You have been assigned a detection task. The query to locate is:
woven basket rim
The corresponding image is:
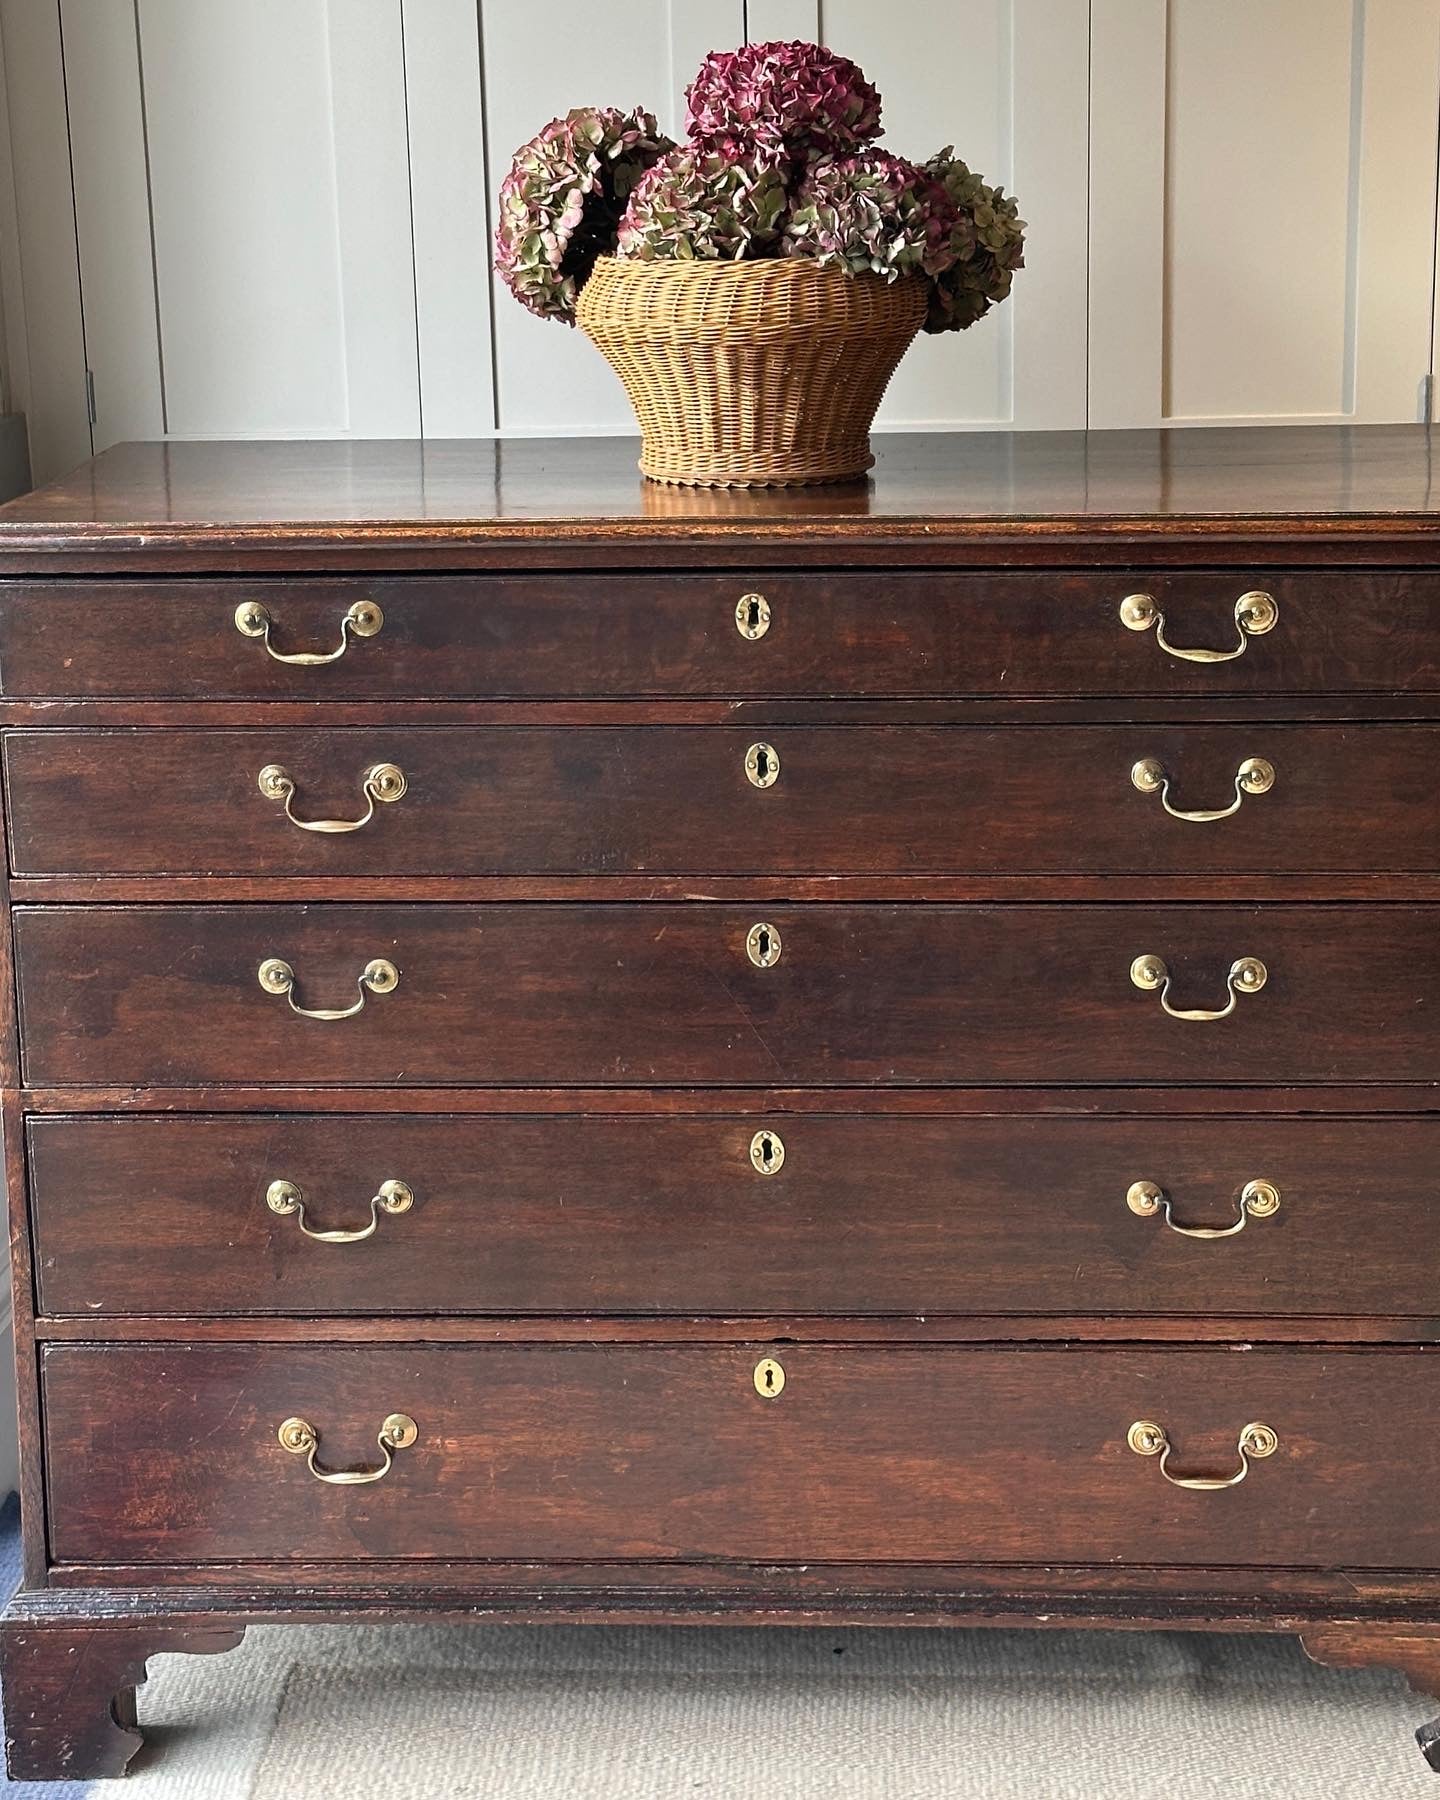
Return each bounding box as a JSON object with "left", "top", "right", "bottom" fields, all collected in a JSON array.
[{"left": 586, "top": 254, "right": 917, "bottom": 292}]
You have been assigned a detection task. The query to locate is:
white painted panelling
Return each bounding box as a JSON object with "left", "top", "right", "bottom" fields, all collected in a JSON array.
[
  {"left": 126, "top": 0, "right": 418, "bottom": 441},
  {"left": 0, "top": 0, "right": 89, "bottom": 484},
  {"left": 745, "top": 2, "right": 819, "bottom": 39},
  {"left": 1091, "top": 0, "right": 1440, "bottom": 428},
  {"left": 404, "top": 0, "right": 495, "bottom": 435},
  {"left": 59, "top": 0, "right": 163, "bottom": 453},
  {"left": 484, "top": 1, "right": 743, "bottom": 433},
  {"left": 817, "top": 0, "right": 1088, "bottom": 429}
]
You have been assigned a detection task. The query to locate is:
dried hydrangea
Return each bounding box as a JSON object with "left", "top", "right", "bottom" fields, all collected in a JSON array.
[
  {"left": 919, "top": 148, "right": 1026, "bottom": 332},
  {"left": 783, "top": 150, "right": 958, "bottom": 282},
  {"left": 686, "top": 40, "right": 882, "bottom": 160},
  {"left": 493, "top": 107, "right": 674, "bottom": 323},
  {"left": 617, "top": 148, "right": 790, "bottom": 261}
]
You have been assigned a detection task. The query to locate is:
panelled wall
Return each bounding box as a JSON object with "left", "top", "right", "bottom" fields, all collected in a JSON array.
[{"left": 2, "top": 0, "right": 1440, "bottom": 485}]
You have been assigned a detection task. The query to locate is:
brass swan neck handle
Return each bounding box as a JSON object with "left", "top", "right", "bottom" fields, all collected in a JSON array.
[
  {"left": 1131, "top": 756, "right": 1274, "bottom": 823},
  {"left": 235, "top": 598, "right": 383, "bottom": 665},
  {"left": 1130, "top": 954, "right": 1267, "bottom": 1022},
  {"left": 257, "top": 956, "right": 399, "bottom": 1020},
  {"left": 257, "top": 762, "right": 406, "bottom": 834},
  {"left": 1127, "top": 1419, "right": 1278, "bottom": 1490},
  {"left": 1119, "top": 590, "right": 1278, "bottom": 663},
  {"left": 278, "top": 1413, "right": 417, "bottom": 1485},
  {"left": 265, "top": 1178, "right": 414, "bottom": 1243}
]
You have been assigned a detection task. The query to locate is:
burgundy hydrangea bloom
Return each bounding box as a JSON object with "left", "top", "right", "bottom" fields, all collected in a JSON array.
[
  {"left": 784, "top": 150, "right": 959, "bottom": 281},
  {"left": 686, "top": 40, "right": 882, "bottom": 159},
  {"left": 493, "top": 107, "right": 673, "bottom": 323},
  {"left": 617, "top": 148, "right": 791, "bottom": 261}
]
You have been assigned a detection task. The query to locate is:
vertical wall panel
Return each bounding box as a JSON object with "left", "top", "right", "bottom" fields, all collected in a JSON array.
[
  {"left": 58, "top": 0, "right": 163, "bottom": 453},
  {"left": 128, "top": 0, "right": 418, "bottom": 439},
  {"left": 1091, "top": 0, "right": 1440, "bottom": 428},
  {"left": 484, "top": 1, "right": 742, "bottom": 433},
  {"left": 818, "top": 0, "right": 1088, "bottom": 429},
  {"left": 403, "top": 0, "right": 495, "bottom": 436},
  {"left": 0, "top": 0, "right": 89, "bottom": 484}
]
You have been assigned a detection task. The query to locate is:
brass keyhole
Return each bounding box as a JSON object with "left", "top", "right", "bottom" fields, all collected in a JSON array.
[
  {"left": 745, "top": 742, "right": 780, "bottom": 788},
  {"left": 736, "top": 592, "right": 771, "bottom": 639},
  {"left": 749, "top": 1129, "right": 785, "bottom": 1174},
  {"left": 746, "top": 922, "right": 782, "bottom": 968},
  {"left": 754, "top": 1356, "right": 786, "bottom": 1398}
]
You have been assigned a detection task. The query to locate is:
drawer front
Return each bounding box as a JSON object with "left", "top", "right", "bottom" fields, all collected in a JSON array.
[
  {"left": 42, "top": 1343, "right": 1438, "bottom": 1566},
  {"left": 0, "top": 572, "right": 1435, "bottom": 700},
  {"left": 7, "top": 724, "right": 1433, "bottom": 878},
  {"left": 27, "top": 1114, "right": 1440, "bottom": 1319},
  {"left": 14, "top": 903, "right": 1434, "bottom": 1089}
]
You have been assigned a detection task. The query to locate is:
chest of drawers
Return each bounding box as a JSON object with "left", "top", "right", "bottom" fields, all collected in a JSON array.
[{"left": 4, "top": 428, "right": 1440, "bottom": 1779}]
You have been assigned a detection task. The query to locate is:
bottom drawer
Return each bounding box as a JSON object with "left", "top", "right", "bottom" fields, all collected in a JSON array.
[{"left": 43, "top": 1343, "right": 1434, "bottom": 1568}]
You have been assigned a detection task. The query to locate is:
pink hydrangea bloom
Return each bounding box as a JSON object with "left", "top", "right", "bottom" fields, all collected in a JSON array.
[
  {"left": 618, "top": 148, "right": 790, "bottom": 261},
  {"left": 493, "top": 107, "right": 673, "bottom": 323},
  {"left": 686, "top": 40, "right": 882, "bottom": 159},
  {"left": 919, "top": 147, "right": 1026, "bottom": 332},
  {"left": 784, "top": 150, "right": 958, "bottom": 281}
]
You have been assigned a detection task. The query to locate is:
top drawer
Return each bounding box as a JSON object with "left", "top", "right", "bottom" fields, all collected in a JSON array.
[{"left": 0, "top": 571, "right": 1434, "bottom": 700}]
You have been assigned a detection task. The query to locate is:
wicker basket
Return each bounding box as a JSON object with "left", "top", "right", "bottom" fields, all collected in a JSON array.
[{"left": 576, "top": 257, "right": 926, "bottom": 487}]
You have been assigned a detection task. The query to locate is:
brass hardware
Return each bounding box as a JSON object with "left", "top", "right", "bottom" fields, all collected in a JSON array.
[
  {"left": 234, "top": 598, "right": 383, "bottom": 664},
  {"left": 278, "top": 1412, "right": 418, "bottom": 1485},
  {"left": 749, "top": 1129, "right": 786, "bottom": 1174},
  {"left": 1127, "top": 1418, "right": 1278, "bottom": 1489},
  {"left": 1130, "top": 755, "right": 1275, "bottom": 823},
  {"left": 736, "top": 592, "right": 771, "bottom": 639},
  {"left": 745, "top": 742, "right": 780, "bottom": 789},
  {"left": 754, "top": 1356, "right": 786, "bottom": 1398},
  {"left": 745, "top": 922, "right": 782, "bottom": 968},
  {"left": 1126, "top": 1177, "right": 1281, "bottom": 1239},
  {"left": 266, "top": 1177, "right": 414, "bottom": 1243},
  {"left": 1119, "top": 590, "right": 1277, "bottom": 663},
  {"left": 257, "top": 761, "right": 407, "bottom": 834},
  {"left": 1129, "top": 954, "right": 1266, "bottom": 1021},
  {"left": 257, "top": 955, "right": 399, "bottom": 1020}
]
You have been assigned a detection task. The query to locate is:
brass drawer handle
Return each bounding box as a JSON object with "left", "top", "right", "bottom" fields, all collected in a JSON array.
[
  {"left": 1126, "top": 1178, "right": 1281, "bottom": 1239},
  {"left": 266, "top": 1177, "right": 414, "bottom": 1243},
  {"left": 1130, "top": 954, "right": 1266, "bottom": 1021},
  {"left": 1127, "top": 1418, "right": 1278, "bottom": 1490},
  {"left": 257, "top": 956, "right": 399, "bottom": 1020},
  {"left": 1131, "top": 755, "right": 1274, "bottom": 822},
  {"left": 257, "top": 761, "right": 406, "bottom": 834},
  {"left": 235, "top": 598, "right": 383, "bottom": 664},
  {"left": 1120, "top": 590, "right": 1277, "bottom": 663},
  {"left": 278, "top": 1412, "right": 417, "bottom": 1484}
]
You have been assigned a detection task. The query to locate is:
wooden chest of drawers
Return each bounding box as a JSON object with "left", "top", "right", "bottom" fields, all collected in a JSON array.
[{"left": 5, "top": 428, "right": 1440, "bottom": 1778}]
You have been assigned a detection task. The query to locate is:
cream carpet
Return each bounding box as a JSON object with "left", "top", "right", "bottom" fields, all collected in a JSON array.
[{"left": 96, "top": 1621, "right": 1432, "bottom": 1798}]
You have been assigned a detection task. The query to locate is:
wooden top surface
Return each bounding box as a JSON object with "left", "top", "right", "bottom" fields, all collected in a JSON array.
[{"left": 4, "top": 426, "right": 1440, "bottom": 570}]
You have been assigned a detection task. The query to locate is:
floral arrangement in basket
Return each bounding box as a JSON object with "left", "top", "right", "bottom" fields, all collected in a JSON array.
[{"left": 494, "top": 42, "right": 1025, "bottom": 486}]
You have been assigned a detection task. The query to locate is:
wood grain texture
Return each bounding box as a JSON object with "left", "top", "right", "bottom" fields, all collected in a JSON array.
[
  {"left": 8, "top": 723, "right": 1440, "bottom": 878},
  {"left": 6, "top": 569, "right": 1440, "bottom": 699},
  {"left": 6, "top": 429, "right": 1440, "bottom": 569},
  {"left": 13, "top": 902, "right": 1440, "bottom": 1089},
  {"left": 25, "top": 1112, "right": 1440, "bottom": 1322},
  {"left": 40, "top": 1341, "right": 1440, "bottom": 1568}
]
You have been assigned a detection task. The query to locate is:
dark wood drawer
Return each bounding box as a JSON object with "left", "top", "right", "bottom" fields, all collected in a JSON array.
[
  {"left": 7, "top": 723, "right": 1435, "bottom": 877},
  {"left": 0, "top": 571, "right": 1436, "bottom": 700},
  {"left": 41, "top": 1342, "right": 1440, "bottom": 1566},
  {"left": 27, "top": 1113, "right": 1440, "bottom": 1320},
  {"left": 13, "top": 903, "right": 1437, "bottom": 1089}
]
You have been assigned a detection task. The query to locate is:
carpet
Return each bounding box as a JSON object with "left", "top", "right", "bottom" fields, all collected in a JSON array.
[{"left": 49, "top": 1616, "right": 1427, "bottom": 1798}]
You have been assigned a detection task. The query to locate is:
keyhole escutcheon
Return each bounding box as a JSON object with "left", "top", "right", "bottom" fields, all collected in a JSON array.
[
  {"left": 749, "top": 1129, "right": 786, "bottom": 1175},
  {"left": 754, "top": 1356, "right": 786, "bottom": 1398},
  {"left": 745, "top": 742, "right": 780, "bottom": 789},
  {"left": 736, "top": 592, "right": 771, "bottom": 639},
  {"left": 746, "top": 922, "right": 782, "bottom": 968}
]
